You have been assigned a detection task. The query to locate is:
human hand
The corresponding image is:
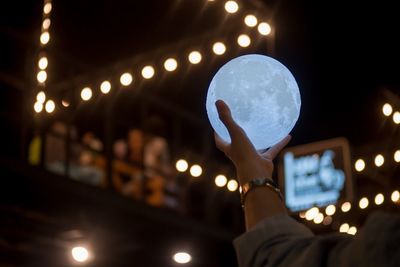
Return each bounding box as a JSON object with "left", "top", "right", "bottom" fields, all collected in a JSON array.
[{"left": 214, "top": 100, "right": 291, "bottom": 184}]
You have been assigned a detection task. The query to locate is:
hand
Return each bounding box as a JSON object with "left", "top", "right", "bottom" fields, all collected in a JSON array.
[{"left": 214, "top": 100, "right": 291, "bottom": 184}]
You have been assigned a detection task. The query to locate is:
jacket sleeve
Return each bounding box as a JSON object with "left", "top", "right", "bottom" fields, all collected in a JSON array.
[{"left": 233, "top": 212, "right": 400, "bottom": 267}]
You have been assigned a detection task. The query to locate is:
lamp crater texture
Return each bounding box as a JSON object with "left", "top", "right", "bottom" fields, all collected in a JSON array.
[{"left": 206, "top": 54, "right": 301, "bottom": 150}]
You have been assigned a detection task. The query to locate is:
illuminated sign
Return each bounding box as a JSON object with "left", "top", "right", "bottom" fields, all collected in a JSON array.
[{"left": 278, "top": 138, "right": 353, "bottom": 212}]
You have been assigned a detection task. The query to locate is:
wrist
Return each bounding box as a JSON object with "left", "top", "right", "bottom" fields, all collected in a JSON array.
[{"left": 235, "top": 161, "right": 272, "bottom": 184}]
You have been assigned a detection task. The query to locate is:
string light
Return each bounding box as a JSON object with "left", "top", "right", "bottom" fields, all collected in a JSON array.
[
  {"left": 176, "top": 159, "right": 189, "bottom": 172},
  {"left": 37, "top": 70, "right": 47, "bottom": 83},
  {"left": 305, "top": 207, "right": 319, "bottom": 221},
  {"left": 258, "top": 22, "right": 272, "bottom": 36},
  {"left": 374, "top": 154, "right": 384, "bottom": 167},
  {"left": 43, "top": 2, "right": 52, "bottom": 14},
  {"left": 212, "top": 42, "right": 226, "bottom": 55},
  {"left": 100, "top": 80, "right": 111, "bottom": 94},
  {"left": 382, "top": 103, "right": 393, "bottom": 116},
  {"left": 341, "top": 202, "right": 351, "bottom": 212},
  {"left": 237, "top": 34, "right": 251, "bottom": 47},
  {"left": 393, "top": 111, "right": 400, "bottom": 124},
  {"left": 215, "top": 174, "right": 228, "bottom": 187},
  {"left": 36, "top": 91, "right": 46, "bottom": 103},
  {"left": 374, "top": 193, "right": 384, "bottom": 205},
  {"left": 141, "top": 65, "right": 155, "bottom": 79},
  {"left": 347, "top": 226, "right": 357, "bottom": 235},
  {"left": 394, "top": 150, "right": 400, "bottom": 163},
  {"left": 45, "top": 100, "right": 55, "bottom": 113},
  {"left": 299, "top": 211, "right": 306, "bottom": 219},
  {"left": 227, "top": 179, "right": 239, "bottom": 192},
  {"left": 81, "top": 87, "right": 93, "bottom": 101},
  {"left": 244, "top": 15, "right": 258, "bottom": 27},
  {"left": 359, "top": 197, "right": 369, "bottom": 209},
  {"left": 325, "top": 204, "right": 336, "bottom": 216},
  {"left": 339, "top": 223, "right": 349, "bottom": 233},
  {"left": 62, "top": 100, "right": 70, "bottom": 107},
  {"left": 190, "top": 164, "right": 202, "bottom": 177},
  {"left": 42, "top": 18, "right": 51, "bottom": 30},
  {"left": 34, "top": 102, "right": 43, "bottom": 113},
  {"left": 173, "top": 252, "right": 191, "bottom": 264},
  {"left": 322, "top": 215, "right": 332, "bottom": 225},
  {"left": 164, "top": 58, "right": 178, "bottom": 72},
  {"left": 38, "top": 57, "right": 48, "bottom": 70},
  {"left": 120, "top": 72, "right": 133, "bottom": 86},
  {"left": 188, "top": 51, "right": 202, "bottom": 64},
  {"left": 71, "top": 246, "right": 89, "bottom": 263},
  {"left": 313, "top": 212, "right": 324, "bottom": 224},
  {"left": 391, "top": 190, "right": 400, "bottom": 202},
  {"left": 40, "top": 32, "right": 50, "bottom": 45},
  {"left": 224, "top": 1, "right": 239, "bottom": 14},
  {"left": 354, "top": 159, "right": 365, "bottom": 172}
]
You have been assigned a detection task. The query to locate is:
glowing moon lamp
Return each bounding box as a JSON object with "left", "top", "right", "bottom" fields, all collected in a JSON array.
[{"left": 206, "top": 54, "right": 301, "bottom": 150}]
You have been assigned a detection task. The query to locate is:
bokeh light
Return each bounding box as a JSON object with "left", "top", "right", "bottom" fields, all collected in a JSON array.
[
  {"left": 40, "top": 32, "right": 50, "bottom": 45},
  {"left": 359, "top": 197, "right": 369, "bottom": 209},
  {"left": 355, "top": 159, "right": 365, "bottom": 172},
  {"left": 36, "top": 91, "right": 46, "bottom": 103},
  {"left": 215, "top": 174, "right": 227, "bottom": 187},
  {"left": 374, "top": 193, "right": 384, "bottom": 205},
  {"left": 188, "top": 51, "right": 202, "bottom": 64},
  {"left": 173, "top": 252, "right": 192, "bottom": 264},
  {"left": 339, "top": 223, "right": 349, "bottom": 233},
  {"left": 244, "top": 15, "right": 258, "bottom": 27},
  {"left": 37, "top": 70, "right": 47, "bottom": 83},
  {"left": 258, "top": 22, "right": 272, "bottom": 36},
  {"left": 224, "top": 1, "right": 239, "bottom": 13},
  {"left": 38, "top": 57, "right": 48, "bottom": 70},
  {"left": 374, "top": 154, "right": 384, "bottom": 167},
  {"left": 100, "top": 80, "right": 111, "bottom": 94},
  {"left": 212, "top": 42, "right": 226, "bottom": 55},
  {"left": 341, "top": 202, "right": 351, "bottom": 213},
  {"left": 81, "top": 87, "right": 93, "bottom": 101},
  {"left": 176, "top": 159, "right": 188, "bottom": 172},
  {"left": 190, "top": 164, "right": 202, "bottom": 177},
  {"left": 164, "top": 58, "right": 178, "bottom": 72},
  {"left": 34, "top": 102, "right": 43, "bottom": 113},
  {"left": 237, "top": 34, "right": 251, "bottom": 47},
  {"left": 120, "top": 72, "right": 133, "bottom": 86},
  {"left": 325, "top": 204, "right": 336, "bottom": 216},
  {"left": 393, "top": 111, "right": 400, "bottom": 124},
  {"left": 382, "top": 103, "right": 393, "bottom": 116},
  {"left": 45, "top": 100, "right": 55, "bottom": 113},
  {"left": 141, "top": 65, "right": 155, "bottom": 79},
  {"left": 391, "top": 190, "right": 400, "bottom": 202},
  {"left": 227, "top": 179, "right": 239, "bottom": 192},
  {"left": 71, "top": 246, "right": 89, "bottom": 263}
]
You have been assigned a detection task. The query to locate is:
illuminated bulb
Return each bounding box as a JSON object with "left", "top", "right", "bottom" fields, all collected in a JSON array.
[
  {"left": 339, "top": 223, "right": 349, "bottom": 233},
  {"left": 391, "top": 190, "right": 400, "bottom": 202},
  {"left": 374, "top": 154, "right": 384, "bottom": 167},
  {"left": 43, "top": 2, "right": 52, "bottom": 14},
  {"left": 359, "top": 197, "right": 369, "bottom": 209},
  {"left": 394, "top": 150, "right": 400, "bottom": 163},
  {"left": 212, "top": 42, "right": 226, "bottom": 55},
  {"left": 188, "top": 51, "right": 202, "bottom": 64},
  {"left": 244, "top": 15, "right": 258, "bottom": 27},
  {"left": 382, "top": 103, "right": 393, "bottom": 116},
  {"left": 227, "top": 179, "right": 239, "bottom": 192},
  {"left": 354, "top": 159, "right": 365, "bottom": 172},
  {"left": 37, "top": 70, "right": 47, "bottom": 83},
  {"left": 141, "top": 65, "right": 155, "bottom": 79},
  {"left": 237, "top": 34, "right": 251, "bottom": 47},
  {"left": 36, "top": 91, "right": 46, "bottom": 103},
  {"left": 348, "top": 226, "right": 357, "bottom": 235},
  {"left": 40, "top": 32, "right": 50, "bottom": 45},
  {"left": 164, "top": 58, "right": 178, "bottom": 72},
  {"left": 393, "top": 111, "right": 400, "bottom": 124},
  {"left": 305, "top": 207, "right": 319, "bottom": 221},
  {"left": 299, "top": 211, "right": 306, "bottom": 219},
  {"left": 258, "top": 22, "right": 272, "bottom": 36},
  {"left": 81, "top": 87, "right": 92, "bottom": 101},
  {"left": 374, "top": 193, "right": 384, "bottom": 205},
  {"left": 173, "top": 252, "right": 191, "bottom": 264},
  {"left": 38, "top": 57, "right": 48, "bottom": 70},
  {"left": 190, "top": 164, "right": 202, "bottom": 177},
  {"left": 215, "top": 174, "right": 228, "bottom": 187},
  {"left": 45, "top": 100, "right": 55, "bottom": 113},
  {"left": 34, "top": 102, "right": 43, "bottom": 113},
  {"left": 313, "top": 212, "right": 324, "bottom": 224},
  {"left": 176, "top": 159, "right": 188, "bottom": 172},
  {"left": 100, "top": 80, "right": 111, "bottom": 94},
  {"left": 71, "top": 246, "right": 89, "bottom": 263},
  {"left": 341, "top": 202, "right": 351, "bottom": 213},
  {"left": 62, "top": 100, "right": 70, "bottom": 107},
  {"left": 325, "top": 204, "right": 336, "bottom": 216},
  {"left": 323, "top": 215, "right": 333, "bottom": 225},
  {"left": 120, "top": 72, "right": 133, "bottom": 86},
  {"left": 42, "top": 18, "right": 51, "bottom": 30},
  {"left": 224, "top": 1, "right": 239, "bottom": 13}
]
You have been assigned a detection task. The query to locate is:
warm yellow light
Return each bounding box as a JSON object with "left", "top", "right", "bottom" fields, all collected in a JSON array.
[
  {"left": 313, "top": 212, "right": 324, "bottom": 224},
  {"left": 341, "top": 202, "right": 351, "bottom": 213},
  {"left": 71, "top": 246, "right": 89, "bottom": 263},
  {"left": 305, "top": 207, "right": 319, "bottom": 221},
  {"left": 34, "top": 102, "right": 43, "bottom": 113},
  {"left": 391, "top": 190, "right": 400, "bottom": 202},
  {"left": 120, "top": 72, "right": 133, "bottom": 86},
  {"left": 355, "top": 159, "right": 365, "bottom": 172},
  {"left": 40, "top": 32, "right": 50, "bottom": 45},
  {"left": 237, "top": 34, "right": 251, "bottom": 47},
  {"left": 299, "top": 211, "right": 306, "bottom": 218},
  {"left": 382, "top": 103, "right": 393, "bottom": 116},
  {"left": 62, "top": 100, "right": 70, "bottom": 107},
  {"left": 173, "top": 252, "right": 192, "bottom": 264},
  {"left": 359, "top": 197, "right": 369, "bottom": 209},
  {"left": 36, "top": 91, "right": 46, "bottom": 103},
  {"left": 244, "top": 15, "right": 258, "bottom": 27},
  {"left": 81, "top": 87, "right": 92, "bottom": 101},
  {"left": 212, "top": 42, "right": 226, "bottom": 55},
  {"left": 45, "top": 100, "right": 55, "bottom": 113},
  {"left": 188, "top": 51, "right": 202, "bottom": 64},
  {"left": 164, "top": 58, "right": 178, "bottom": 72},
  {"left": 374, "top": 193, "right": 384, "bottom": 205},
  {"left": 393, "top": 111, "right": 400, "bottom": 124},
  {"left": 42, "top": 18, "right": 51, "bottom": 30},
  {"left": 141, "top": 65, "right": 155, "bottom": 79},
  {"left": 176, "top": 159, "right": 188, "bottom": 172},
  {"left": 37, "top": 70, "right": 47, "bottom": 83},
  {"left": 227, "top": 179, "right": 239, "bottom": 192},
  {"left": 190, "top": 164, "right": 202, "bottom": 177},
  {"left": 348, "top": 226, "right": 357, "bottom": 235},
  {"left": 325, "top": 204, "right": 336, "bottom": 216},
  {"left": 339, "top": 223, "right": 349, "bottom": 233},
  {"left": 43, "top": 2, "right": 52, "bottom": 14},
  {"left": 394, "top": 150, "right": 400, "bottom": 163},
  {"left": 224, "top": 1, "right": 239, "bottom": 13},
  {"left": 100, "top": 80, "right": 111, "bottom": 94},
  {"left": 38, "top": 57, "right": 48, "bottom": 70},
  {"left": 323, "top": 215, "right": 333, "bottom": 225},
  {"left": 374, "top": 154, "right": 384, "bottom": 167},
  {"left": 258, "top": 22, "right": 272, "bottom": 36},
  {"left": 215, "top": 174, "right": 228, "bottom": 187}
]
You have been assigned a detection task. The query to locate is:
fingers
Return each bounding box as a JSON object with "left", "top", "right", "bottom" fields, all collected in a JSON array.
[
  {"left": 214, "top": 132, "right": 229, "bottom": 153},
  {"left": 263, "top": 135, "right": 292, "bottom": 159},
  {"left": 215, "top": 100, "right": 244, "bottom": 140}
]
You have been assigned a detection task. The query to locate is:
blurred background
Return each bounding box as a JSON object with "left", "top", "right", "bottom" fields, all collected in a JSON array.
[{"left": 0, "top": 0, "right": 399, "bottom": 266}]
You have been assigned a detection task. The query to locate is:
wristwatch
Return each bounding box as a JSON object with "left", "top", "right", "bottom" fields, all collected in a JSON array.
[{"left": 240, "top": 177, "right": 283, "bottom": 208}]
